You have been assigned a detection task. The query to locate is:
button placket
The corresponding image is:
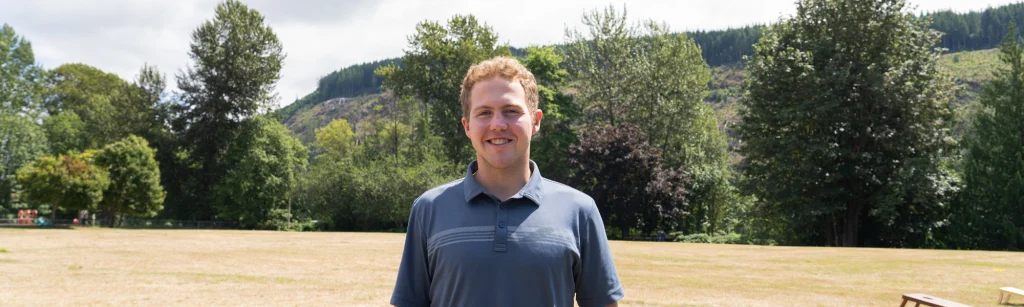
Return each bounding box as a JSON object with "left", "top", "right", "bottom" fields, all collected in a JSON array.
[{"left": 494, "top": 199, "right": 508, "bottom": 252}]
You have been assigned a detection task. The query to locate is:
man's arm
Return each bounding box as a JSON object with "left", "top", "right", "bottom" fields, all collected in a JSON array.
[
  {"left": 575, "top": 199, "right": 625, "bottom": 307},
  {"left": 389, "top": 200, "right": 431, "bottom": 307}
]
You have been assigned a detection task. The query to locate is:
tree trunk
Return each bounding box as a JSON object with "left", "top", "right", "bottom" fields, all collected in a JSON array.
[
  {"left": 50, "top": 203, "right": 56, "bottom": 222},
  {"left": 823, "top": 214, "right": 837, "bottom": 247},
  {"left": 842, "top": 199, "right": 862, "bottom": 247}
]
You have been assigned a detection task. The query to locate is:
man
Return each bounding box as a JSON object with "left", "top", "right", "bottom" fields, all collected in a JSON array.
[{"left": 390, "top": 56, "right": 624, "bottom": 307}]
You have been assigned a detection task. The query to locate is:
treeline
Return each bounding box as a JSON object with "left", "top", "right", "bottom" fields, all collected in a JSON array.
[
  {"left": 290, "top": 3, "right": 1024, "bottom": 111},
  {"left": 280, "top": 59, "right": 397, "bottom": 119},
  {"left": 282, "top": 48, "right": 527, "bottom": 119},
  {"left": 931, "top": 2, "right": 1024, "bottom": 52},
  {"left": 2, "top": 0, "right": 1023, "bottom": 251}
]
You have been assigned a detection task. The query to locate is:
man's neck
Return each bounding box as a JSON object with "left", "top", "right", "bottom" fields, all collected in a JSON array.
[{"left": 474, "top": 159, "right": 531, "bottom": 202}]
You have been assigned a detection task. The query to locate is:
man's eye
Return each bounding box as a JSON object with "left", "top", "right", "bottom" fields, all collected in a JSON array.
[
  {"left": 505, "top": 110, "right": 520, "bottom": 114},
  {"left": 478, "top": 111, "right": 491, "bottom": 116}
]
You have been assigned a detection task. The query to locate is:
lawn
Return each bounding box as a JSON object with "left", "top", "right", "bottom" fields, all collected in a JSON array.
[{"left": 0, "top": 228, "right": 1021, "bottom": 306}]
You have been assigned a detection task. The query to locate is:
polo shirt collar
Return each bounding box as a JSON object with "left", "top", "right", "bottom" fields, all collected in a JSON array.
[{"left": 463, "top": 160, "right": 544, "bottom": 205}]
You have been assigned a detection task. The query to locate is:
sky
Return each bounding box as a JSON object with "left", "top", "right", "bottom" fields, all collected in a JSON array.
[{"left": 2, "top": 0, "right": 1019, "bottom": 107}]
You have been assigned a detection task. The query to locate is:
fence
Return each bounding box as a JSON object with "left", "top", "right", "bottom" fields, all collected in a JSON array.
[{"left": 0, "top": 218, "right": 236, "bottom": 229}]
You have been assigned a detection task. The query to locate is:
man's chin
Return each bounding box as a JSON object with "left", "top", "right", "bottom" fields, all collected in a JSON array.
[{"left": 479, "top": 156, "right": 524, "bottom": 170}]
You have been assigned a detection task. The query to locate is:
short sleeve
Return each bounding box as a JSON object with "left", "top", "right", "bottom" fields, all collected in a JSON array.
[
  {"left": 390, "top": 199, "right": 431, "bottom": 307},
  {"left": 575, "top": 200, "right": 625, "bottom": 307}
]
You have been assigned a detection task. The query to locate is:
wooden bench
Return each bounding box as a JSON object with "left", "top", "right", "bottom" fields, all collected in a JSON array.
[
  {"left": 901, "top": 293, "right": 972, "bottom": 307},
  {"left": 1000, "top": 287, "right": 1024, "bottom": 305}
]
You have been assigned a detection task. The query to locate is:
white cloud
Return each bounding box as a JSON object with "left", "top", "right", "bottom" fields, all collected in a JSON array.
[{"left": 1, "top": 0, "right": 1017, "bottom": 107}]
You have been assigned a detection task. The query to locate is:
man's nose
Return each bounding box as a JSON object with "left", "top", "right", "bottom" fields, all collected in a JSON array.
[{"left": 489, "top": 115, "right": 508, "bottom": 131}]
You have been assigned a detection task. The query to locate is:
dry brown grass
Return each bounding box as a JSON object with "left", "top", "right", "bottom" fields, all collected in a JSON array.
[{"left": 0, "top": 228, "right": 1021, "bottom": 306}]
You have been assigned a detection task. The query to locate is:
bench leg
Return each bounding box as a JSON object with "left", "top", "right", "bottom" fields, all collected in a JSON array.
[
  {"left": 999, "top": 292, "right": 1004, "bottom": 304},
  {"left": 901, "top": 299, "right": 908, "bottom": 307}
]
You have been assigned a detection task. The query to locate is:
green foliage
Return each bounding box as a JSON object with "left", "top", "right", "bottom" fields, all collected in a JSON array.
[
  {"left": 569, "top": 124, "right": 689, "bottom": 236},
  {"left": 16, "top": 150, "right": 109, "bottom": 220},
  {"left": 93, "top": 135, "right": 165, "bottom": 226},
  {"left": 296, "top": 114, "right": 458, "bottom": 231},
  {"left": 313, "top": 118, "right": 356, "bottom": 157},
  {"left": 952, "top": 24, "right": 1024, "bottom": 251},
  {"left": 520, "top": 46, "right": 578, "bottom": 183},
  {"left": 562, "top": 5, "right": 735, "bottom": 235},
  {"left": 282, "top": 93, "right": 391, "bottom": 144},
  {"left": 929, "top": 3, "right": 1024, "bottom": 53},
  {"left": 0, "top": 23, "right": 45, "bottom": 117},
  {"left": 260, "top": 208, "right": 316, "bottom": 231},
  {"left": 739, "top": 0, "right": 957, "bottom": 247},
  {"left": 0, "top": 24, "right": 48, "bottom": 215},
  {"left": 44, "top": 63, "right": 135, "bottom": 148},
  {"left": 672, "top": 232, "right": 744, "bottom": 244},
  {"left": 0, "top": 114, "right": 49, "bottom": 216},
  {"left": 376, "top": 14, "right": 511, "bottom": 163},
  {"left": 280, "top": 59, "right": 398, "bottom": 119},
  {"left": 42, "top": 112, "right": 88, "bottom": 155},
  {"left": 214, "top": 116, "right": 307, "bottom": 228},
  {"left": 171, "top": 0, "right": 285, "bottom": 220},
  {"left": 689, "top": 26, "right": 763, "bottom": 67}
]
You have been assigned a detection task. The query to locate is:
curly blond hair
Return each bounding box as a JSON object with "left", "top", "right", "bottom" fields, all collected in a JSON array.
[{"left": 459, "top": 56, "right": 539, "bottom": 119}]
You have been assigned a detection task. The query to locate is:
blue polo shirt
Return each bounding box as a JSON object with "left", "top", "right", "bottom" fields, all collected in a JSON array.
[{"left": 390, "top": 160, "right": 624, "bottom": 307}]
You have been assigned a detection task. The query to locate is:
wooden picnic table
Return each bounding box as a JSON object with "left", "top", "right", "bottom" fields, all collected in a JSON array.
[
  {"left": 1000, "top": 287, "right": 1024, "bottom": 305},
  {"left": 901, "top": 293, "right": 972, "bottom": 307}
]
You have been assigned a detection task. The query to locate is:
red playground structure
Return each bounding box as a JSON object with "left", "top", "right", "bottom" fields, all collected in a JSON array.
[{"left": 16, "top": 209, "right": 38, "bottom": 225}]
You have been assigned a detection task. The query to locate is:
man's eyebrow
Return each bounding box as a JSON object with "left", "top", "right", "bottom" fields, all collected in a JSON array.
[{"left": 472, "top": 105, "right": 494, "bottom": 112}]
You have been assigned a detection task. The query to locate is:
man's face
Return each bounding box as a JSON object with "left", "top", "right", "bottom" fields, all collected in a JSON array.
[{"left": 462, "top": 76, "right": 542, "bottom": 171}]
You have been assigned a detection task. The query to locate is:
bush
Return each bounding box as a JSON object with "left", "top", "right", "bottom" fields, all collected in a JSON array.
[
  {"left": 259, "top": 208, "right": 316, "bottom": 232},
  {"left": 673, "top": 232, "right": 744, "bottom": 244}
]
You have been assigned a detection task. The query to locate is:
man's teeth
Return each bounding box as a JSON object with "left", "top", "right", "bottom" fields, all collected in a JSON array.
[{"left": 490, "top": 139, "right": 510, "bottom": 145}]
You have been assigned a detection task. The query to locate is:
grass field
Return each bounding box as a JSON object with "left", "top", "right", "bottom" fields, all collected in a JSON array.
[{"left": 0, "top": 228, "right": 1021, "bottom": 306}]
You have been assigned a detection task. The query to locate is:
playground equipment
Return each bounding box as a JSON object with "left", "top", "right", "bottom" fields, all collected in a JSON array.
[{"left": 16, "top": 210, "right": 37, "bottom": 225}]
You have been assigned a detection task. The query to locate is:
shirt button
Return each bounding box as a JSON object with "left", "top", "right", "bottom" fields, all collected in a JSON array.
[
  {"left": 498, "top": 222, "right": 505, "bottom": 228},
  {"left": 499, "top": 204, "right": 506, "bottom": 210}
]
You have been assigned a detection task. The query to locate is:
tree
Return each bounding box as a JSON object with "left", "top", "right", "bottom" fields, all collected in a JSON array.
[
  {"left": 44, "top": 63, "right": 133, "bottom": 148},
  {"left": 562, "top": 6, "right": 734, "bottom": 234},
  {"left": 214, "top": 116, "right": 307, "bottom": 228},
  {"left": 313, "top": 118, "right": 356, "bottom": 158},
  {"left": 521, "top": 46, "right": 578, "bottom": 183},
  {"left": 569, "top": 124, "right": 689, "bottom": 237},
  {"left": 42, "top": 112, "right": 88, "bottom": 155},
  {"left": 0, "top": 23, "right": 45, "bottom": 117},
  {"left": 94, "top": 135, "right": 165, "bottom": 226},
  {"left": 297, "top": 113, "right": 458, "bottom": 231},
  {"left": 172, "top": 0, "right": 285, "bottom": 220},
  {"left": 739, "top": 0, "right": 956, "bottom": 247},
  {"left": 121, "top": 64, "right": 173, "bottom": 144},
  {"left": 0, "top": 24, "right": 48, "bottom": 214},
  {"left": 16, "top": 150, "right": 109, "bottom": 221},
  {"left": 954, "top": 23, "right": 1024, "bottom": 250},
  {"left": 0, "top": 114, "right": 48, "bottom": 215},
  {"left": 376, "top": 15, "right": 510, "bottom": 163}
]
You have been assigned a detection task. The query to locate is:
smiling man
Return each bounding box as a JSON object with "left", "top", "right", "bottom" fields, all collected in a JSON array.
[{"left": 389, "top": 56, "right": 624, "bottom": 307}]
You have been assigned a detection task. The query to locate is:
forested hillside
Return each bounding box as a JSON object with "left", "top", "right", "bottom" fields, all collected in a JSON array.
[{"left": 282, "top": 3, "right": 1024, "bottom": 125}]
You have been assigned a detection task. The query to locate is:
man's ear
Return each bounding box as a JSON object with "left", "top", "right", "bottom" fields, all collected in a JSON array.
[
  {"left": 532, "top": 109, "right": 543, "bottom": 135},
  {"left": 462, "top": 117, "right": 470, "bottom": 137}
]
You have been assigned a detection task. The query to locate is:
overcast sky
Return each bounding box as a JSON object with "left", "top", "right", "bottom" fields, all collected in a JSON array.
[{"left": 2, "top": 0, "right": 1019, "bottom": 107}]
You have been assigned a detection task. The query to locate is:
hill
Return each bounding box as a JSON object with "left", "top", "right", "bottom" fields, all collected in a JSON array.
[
  {"left": 278, "top": 2, "right": 1024, "bottom": 127},
  {"left": 281, "top": 47, "right": 1003, "bottom": 167}
]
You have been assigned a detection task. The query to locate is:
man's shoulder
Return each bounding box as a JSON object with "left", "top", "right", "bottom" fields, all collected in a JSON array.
[
  {"left": 540, "top": 178, "right": 598, "bottom": 210},
  {"left": 412, "top": 178, "right": 466, "bottom": 209}
]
